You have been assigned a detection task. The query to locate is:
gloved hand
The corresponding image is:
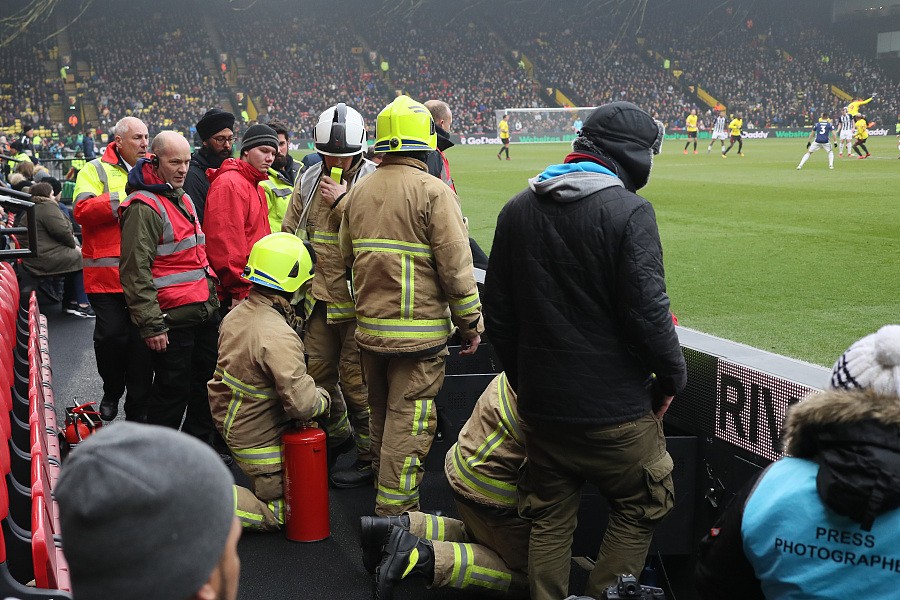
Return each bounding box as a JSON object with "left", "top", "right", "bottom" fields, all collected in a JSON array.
[
  {"left": 833, "top": 142, "right": 837, "bottom": 148},
  {"left": 806, "top": 142, "right": 811, "bottom": 148}
]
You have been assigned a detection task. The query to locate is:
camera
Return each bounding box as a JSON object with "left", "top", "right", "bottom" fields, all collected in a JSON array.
[{"left": 601, "top": 574, "right": 666, "bottom": 599}]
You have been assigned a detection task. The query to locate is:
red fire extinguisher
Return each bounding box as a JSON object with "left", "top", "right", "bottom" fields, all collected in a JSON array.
[
  {"left": 282, "top": 425, "right": 329, "bottom": 542},
  {"left": 59, "top": 401, "right": 103, "bottom": 459}
]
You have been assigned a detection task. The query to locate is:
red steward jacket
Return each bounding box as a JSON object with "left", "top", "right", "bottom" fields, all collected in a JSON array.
[
  {"left": 203, "top": 158, "right": 271, "bottom": 302},
  {"left": 72, "top": 144, "right": 129, "bottom": 293}
]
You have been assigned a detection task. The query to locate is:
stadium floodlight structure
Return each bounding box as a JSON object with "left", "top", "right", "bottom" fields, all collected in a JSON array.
[{"left": 495, "top": 107, "right": 598, "bottom": 144}]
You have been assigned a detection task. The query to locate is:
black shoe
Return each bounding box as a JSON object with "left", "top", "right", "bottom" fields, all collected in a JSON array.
[
  {"left": 332, "top": 459, "right": 374, "bottom": 489},
  {"left": 327, "top": 435, "right": 356, "bottom": 471},
  {"left": 99, "top": 397, "right": 118, "bottom": 421},
  {"left": 360, "top": 514, "right": 410, "bottom": 573},
  {"left": 375, "top": 526, "right": 434, "bottom": 600}
]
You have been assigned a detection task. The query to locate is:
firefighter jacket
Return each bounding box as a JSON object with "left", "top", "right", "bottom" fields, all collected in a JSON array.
[
  {"left": 119, "top": 159, "right": 218, "bottom": 338},
  {"left": 444, "top": 372, "right": 525, "bottom": 510},
  {"left": 203, "top": 158, "right": 272, "bottom": 302},
  {"left": 208, "top": 289, "right": 329, "bottom": 477},
  {"left": 282, "top": 157, "right": 377, "bottom": 323},
  {"left": 339, "top": 154, "right": 483, "bottom": 355},
  {"left": 260, "top": 167, "right": 294, "bottom": 233},
  {"left": 73, "top": 143, "right": 130, "bottom": 293}
]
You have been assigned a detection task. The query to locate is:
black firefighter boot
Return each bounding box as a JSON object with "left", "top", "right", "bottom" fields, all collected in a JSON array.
[
  {"left": 331, "top": 459, "right": 374, "bottom": 489},
  {"left": 374, "top": 526, "right": 434, "bottom": 600},
  {"left": 360, "top": 514, "right": 410, "bottom": 573}
]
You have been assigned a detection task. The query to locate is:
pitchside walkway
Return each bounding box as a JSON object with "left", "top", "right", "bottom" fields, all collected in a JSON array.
[{"left": 46, "top": 305, "right": 594, "bottom": 599}]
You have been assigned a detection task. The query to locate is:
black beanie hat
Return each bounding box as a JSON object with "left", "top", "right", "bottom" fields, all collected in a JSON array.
[
  {"left": 196, "top": 108, "right": 236, "bottom": 141},
  {"left": 241, "top": 124, "right": 279, "bottom": 152}
]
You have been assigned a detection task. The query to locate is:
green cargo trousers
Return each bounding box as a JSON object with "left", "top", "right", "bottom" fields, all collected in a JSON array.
[{"left": 518, "top": 412, "right": 675, "bottom": 600}]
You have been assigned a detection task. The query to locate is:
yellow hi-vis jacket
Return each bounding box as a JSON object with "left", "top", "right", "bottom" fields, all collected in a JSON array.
[
  {"left": 281, "top": 158, "right": 377, "bottom": 323},
  {"left": 208, "top": 289, "right": 329, "bottom": 477},
  {"left": 444, "top": 372, "right": 525, "bottom": 509},
  {"left": 260, "top": 167, "right": 294, "bottom": 233},
  {"left": 339, "top": 155, "right": 484, "bottom": 355}
]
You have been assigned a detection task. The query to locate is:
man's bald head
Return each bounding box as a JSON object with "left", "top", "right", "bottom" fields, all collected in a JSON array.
[
  {"left": 149, "top": 131, "right": 191, "bottom": 189},
  {"left": 425, "top": 100, "right": 452, "bottom": 132}
]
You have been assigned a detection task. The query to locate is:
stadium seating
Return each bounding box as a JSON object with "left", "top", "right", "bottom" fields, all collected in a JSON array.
[{"left": 0, "top": 260, "right": 72, "bottom": 598}]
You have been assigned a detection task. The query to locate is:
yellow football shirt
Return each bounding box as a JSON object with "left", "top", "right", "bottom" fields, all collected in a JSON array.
[
  {"left": 498, "top": 119, "right": 509, "bottom": 140},
  {"left": 728, "top": 118, "right": 743, "bottom": 137},
  {"left": 855, "top": 118, "right": 868, "bottom": 140},
  {"left": 686, "top": 114, "right": 698, "bottom": 132}
]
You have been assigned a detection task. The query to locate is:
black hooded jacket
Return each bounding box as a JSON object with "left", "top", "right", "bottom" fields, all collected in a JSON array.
[
  {"left": 484, "top": 102, "right": 685, "bottom": 425},
  {"left": 183, "top": 147, "right": 226, "bottom": 225}
]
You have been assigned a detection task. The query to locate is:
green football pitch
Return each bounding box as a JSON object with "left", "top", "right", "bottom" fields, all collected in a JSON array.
[{"left": 296, "top": 137, "right": 899, "bottom": 366}]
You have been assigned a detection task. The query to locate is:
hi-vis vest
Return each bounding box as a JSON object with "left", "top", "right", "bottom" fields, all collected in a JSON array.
[
  {"left": 118, "top": 191, "right": 211, "bottom": 310},
  {"left": 445, "top": 372, "right": 524, "bottom": 509},
  {"left": 73, "top": 153, "right": 129, "bottom": 293},
  {"left": 260, "top": 168, "right": 293, "bottom": 233}
]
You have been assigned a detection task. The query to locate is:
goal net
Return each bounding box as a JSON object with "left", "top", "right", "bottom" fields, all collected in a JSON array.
[{"left": 496, "top": 107, "right": 598, "bottom": 144}]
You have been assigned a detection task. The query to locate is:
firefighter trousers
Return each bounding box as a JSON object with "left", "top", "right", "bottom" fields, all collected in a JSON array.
[
  {"left": 360, "top": 348, "right": 447, "bottom": 516},
  {"left": 305, "top": 303, "right": 369, "bottom": 459},
  {"left": 407, "top": 498, "right": 529, "bottom": 595},
  {"left": 233, "top": 471, "right": 285, "bottom": 532}
]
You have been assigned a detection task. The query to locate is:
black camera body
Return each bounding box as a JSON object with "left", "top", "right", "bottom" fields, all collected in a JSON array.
[{"left": 601, "top": 574, "right": 666, "bottom": 600}]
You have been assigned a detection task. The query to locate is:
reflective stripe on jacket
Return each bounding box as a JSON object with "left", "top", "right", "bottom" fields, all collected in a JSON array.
[
  {"left": 339, "top": 155, "right": 483, "bottom": 354},
  {"left": 283, "top": 158, "right": 377, "bottom": 323},
  {"left": 444, "top": 372, "right": 525, "bottom": 508},
  {"left": 118, "top": 190, "right": 211, "bottom": 311},
  {"left": 73, "top": 144, "right": 129, "bottom": 293},
  {"left": 260, "top": 167, "right": 294, "bottom": 233},
  {"left": 208, "top": 290, "right": 329, "bottom": 477}
]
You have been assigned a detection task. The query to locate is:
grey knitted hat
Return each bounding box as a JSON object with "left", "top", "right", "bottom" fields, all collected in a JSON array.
[
  {"left": 830, "top": 324, "right": 900, "bottom": 397},
  {"left": 55, "top": 423, "right": 235, "bottom": 600},
  {"left": 241, "top": 124, "right": 279, "bottom": 153}
]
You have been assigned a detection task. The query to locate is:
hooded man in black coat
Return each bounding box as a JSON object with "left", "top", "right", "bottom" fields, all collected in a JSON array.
[{"left": 484, "top": 101, "right": 687, "bottom": 600}]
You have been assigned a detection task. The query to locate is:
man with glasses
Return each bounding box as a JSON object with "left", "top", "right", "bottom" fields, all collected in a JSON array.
[{"left": 185, "top": 109, "right": 236, "bottom": 224}]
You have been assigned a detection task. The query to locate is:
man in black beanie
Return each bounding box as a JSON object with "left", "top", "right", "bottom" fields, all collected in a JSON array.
[
  {"left": 184, "top": 108, "right": 236, "bottom": 224},
  {"left": 484, "top": 101, "right": 686, "bottom": 600}
]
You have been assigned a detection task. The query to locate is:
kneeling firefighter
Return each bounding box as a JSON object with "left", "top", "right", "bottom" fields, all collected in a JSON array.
[{"left": 208, "top": 233, "right": 330, "bottom": 531}]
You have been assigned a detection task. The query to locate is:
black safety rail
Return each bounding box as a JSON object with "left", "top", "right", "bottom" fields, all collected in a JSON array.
[{"left": 0, "top": 188, "right": 36, "bottom": 259}]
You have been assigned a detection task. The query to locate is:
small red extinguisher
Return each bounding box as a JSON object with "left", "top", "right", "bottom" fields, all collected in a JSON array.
[
  {"left": 60, "top": 401, "right": 103, "bottom": 458},
  {"left": 282, "top": 424, "right": 329, "bottom": 542}
]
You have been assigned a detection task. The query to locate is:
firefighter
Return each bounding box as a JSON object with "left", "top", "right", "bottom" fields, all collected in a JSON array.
[
  {"left": 208, "top": 233, "right": 330, "bottom": 531},
  {"left": 282, "top": 103, "right": 378, "bottom": 487},
  {"left": 339, "top": 95, "right": 483, "bottom": 516},
  {"left": 361, "top": 372, "right": 530, "bottom": 598}
]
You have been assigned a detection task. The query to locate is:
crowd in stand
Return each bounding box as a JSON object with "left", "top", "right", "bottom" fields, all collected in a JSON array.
[
  {"left": 1, "top": 1, "right": 898, "bottom": 143},
  {"left": 68, "top": 12, "right": 229, "bottom": 138},
  {"left": 364, "top": 11, "right": 545, "bottom": 134}
]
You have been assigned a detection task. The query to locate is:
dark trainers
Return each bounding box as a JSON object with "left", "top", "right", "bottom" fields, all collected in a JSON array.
[
  {"left": 360, "top": 513, "right": 410, "bottom": 573},
  {"left": 331, "top": 459, "right": 373, "bottom": 489},
  {"left": 66, "top": 303, "right": 96, "bottom": 318},
  {"left": 375, "top": 526, "right": 434, "bottom": 600}
]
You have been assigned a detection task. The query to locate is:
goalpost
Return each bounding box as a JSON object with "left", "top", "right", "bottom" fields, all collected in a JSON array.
[{"left": 495, "top": 107, "right": 598, "bottom": 144}]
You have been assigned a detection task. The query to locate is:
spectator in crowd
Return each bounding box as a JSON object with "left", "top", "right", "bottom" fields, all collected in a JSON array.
[
  {"left": 9, "top": 159, "right": 34, "bottom": 192},
  {"left": 18, "top": 181, "right": 93, "bottom": 317},
  {"left": 184, "top": 108, "right": 236, "bottom": 224},
  {"left": 55, "top": 422, "right": 241, "bottom": 600},
  {"left": 118, "top": 132, "right": 223, "bottom": 455},
  {"left": 73, "top": 116, "right": 153, "bottom": 423},
  {"left": 484, "top": 102, "right": 686, "bottom": 599},
  {"left": 696, "top": 325, "right": 900, "bottom": 600},
  {"left": 17, "top": 124, "right": 37, "bottom": 162},
  {"left": 82, "top": 126, "right": 97, "bottom": 160},
  {"left": 209, "top": 233, "right": 330, "bottom": 531},
  {"left": 204, "top": 124, "right": 275, "bottom": 312}
]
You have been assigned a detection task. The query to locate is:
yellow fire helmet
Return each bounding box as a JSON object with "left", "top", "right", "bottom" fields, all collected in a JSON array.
[
  {"left": 373, "top": 95, "right": 437, "bottom": 153},
  {"left": 242, "top": 232, "right": 316, "bottom": 293}
]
